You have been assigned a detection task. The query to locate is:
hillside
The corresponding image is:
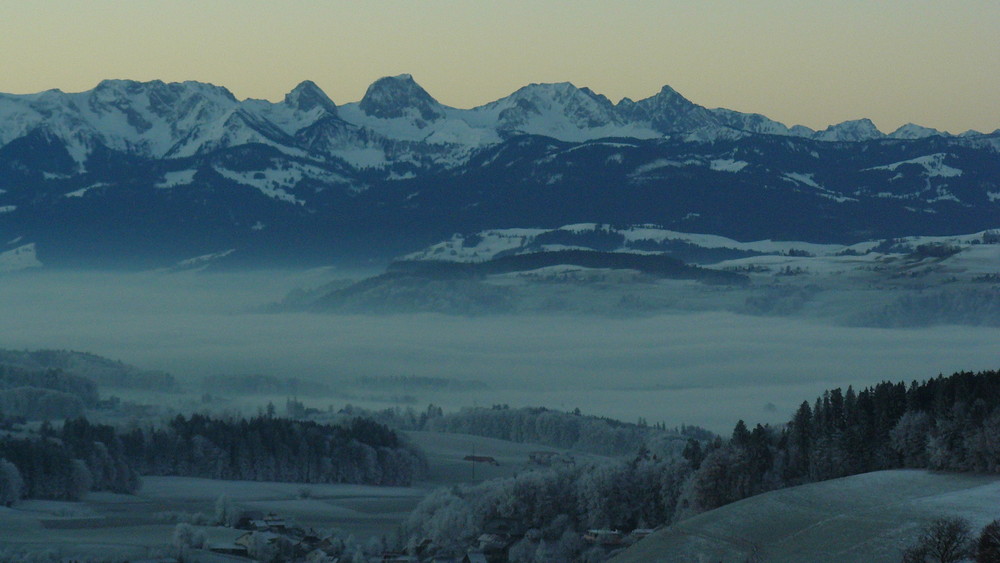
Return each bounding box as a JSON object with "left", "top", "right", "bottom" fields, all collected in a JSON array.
[{"left": 612, "top": 470, "right": 1000, "bottom": 563}]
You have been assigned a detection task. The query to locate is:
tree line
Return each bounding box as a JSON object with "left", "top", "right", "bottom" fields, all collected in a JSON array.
[
  {"left": 403, "top": 450, "right": 693, "bottom": 562},
  {"left": 0, "top": 413, "right": 427, "bottom": 504},
  {"left": 398, "top": 369, "right": 1000, "bottom": 560},
  {"left": 0, "top": 419, "right": 138, "bottom": 501},
  {"left": 682, "top": 369, "right": 1000, "bottom": 514},
  {"left": 117, "top": 414, "right": 426, "bottom": 486}
]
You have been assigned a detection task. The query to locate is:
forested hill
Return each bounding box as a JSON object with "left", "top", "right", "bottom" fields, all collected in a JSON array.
[
  {"left": 295, "top": 249, "right": 748, "bottom": 313},
  {"left": 388, "top": 249, "right": 749, "bottom": 284},
  {"left": 401, "top": 369, "right": 1000, "bottom": 561},
  {"left": 0, "top": 363, "right": 98, "bottom": 420},
  {"left": 681, "top": 369, "right": 1000, "bottom": 514},
  {"left": 0, "top": 349, "right": 176, "bottom": 392}
]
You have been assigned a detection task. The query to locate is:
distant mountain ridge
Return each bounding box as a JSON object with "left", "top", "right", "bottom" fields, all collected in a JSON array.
[
  {"left": 0, "top": 75, "right": 998, "bottom": 268},
  {"left": 1, "top": 75, "right": 986, "bottom": 168}
]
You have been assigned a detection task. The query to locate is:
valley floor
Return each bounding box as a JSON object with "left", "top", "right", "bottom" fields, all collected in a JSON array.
[{"left": 0, "top": 430, "right": 602, "bottom": 560}]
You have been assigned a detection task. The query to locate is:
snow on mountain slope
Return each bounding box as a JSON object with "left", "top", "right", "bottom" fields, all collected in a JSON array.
[
  {"left": 403, "top": 224, "right": 1000, "bottom": 272},
  {"left": 889, "top": 123, "right": 946, "bottom": 139},
  {"left": 709, "top": 158, "right": 748, "bottom": 172},
  {"left": 403, "top": 228, "right": 549, "bottom": 261},
  {"left": 1, "top": 76, "right": 978, "bottom": 176},
  {"left": 0, "top": 79, "right": 336, "bottom": 163},
  {"left": 64, "top": 182, "right": 109, "bottom": 197},
  {"left": 473, "top": 82, "right": 661, "bottom": 141},
  {"left": 239, "top": 80, "right": 337, "bottom": 137},
  {"left": 211, "top": 160, "right": 348, "bottom": 204},
  {"left": 155, "top": 170, "right": 197, "bottom": 188},
  {"left": 710, "top": 107, "right": 806, "bottom": 136},
  {"left": 812, "top": 118, "right": 886, "bottom": 142},
  {"left": 337, "top": 79, "right": 662, "bottom": 147},
  {"left": 166, "top": 108, "right": 306, "bottom": 158},
  {"left": 619, "top": 84, "right": 717, "bottom": 134},
  {"left": 782, "top": 172, "right": 857, "bottom": 202},
  {"left": 334, "top": 74, "right": 498, "bottom": 149},
  {"left": 213, "top": 166, "right": 306, "bottom": 204},
  {"left": 865, "top": 153, "right": 963, "bottom": 178},
  {"left": 616, "top": 225, "right": 853, "bottom": 256},
  {"left": 403, "top": 224, "right": 857, "bottom": 263},
  {"left": 358, "top": 74, "right": 444, "bottom": 121},
  {"left": 0, "top": 243, "right": 42, "bottom": 272}
]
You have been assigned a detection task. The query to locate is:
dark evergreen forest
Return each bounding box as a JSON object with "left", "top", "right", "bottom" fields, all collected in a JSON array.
[
  {"left": 0, "top": 414, "right": 426, "bottom": 503},
  {"left": 679, "top": 369, "right": 1000, "bottom": 512}
]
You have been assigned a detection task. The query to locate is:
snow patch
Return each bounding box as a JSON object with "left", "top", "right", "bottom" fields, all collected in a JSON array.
[
  {"left": 709, "top": 159, "right": 748, "bottom": 173},
  {"left": 64, "top": 183, "right": 109, "bottom": 197},
  {"left": 213, "top": 166, "right": 305, "bottom": 204},
  {"left": 620, "top": 226, "right": 843, "bottom": 255},
  {"left": 866, "top": 153, "right": 963, "bottom": 177},
  {"left": 783, "top": 172, "right": 821, "bottom": 189},
  {"left": 632, "top": 159, "right": 687, "bottom": 176},
  {"left": 403, "top": 228, "right": 548, "bottom": 262},
  {"left": 156, "top": 169, "right": 196, "bottom": 188},
  {"left": 0, "top": 205, "right": 15, "bottom": 214},
  {"left": 173, "top": 249, "right": 236, "bottom": 270},
  {"left": 0, "top": 243, "right": 42, "bottom": 272},
  {"left": 334, "top": 147, "right": 389, "bottom": 169}
]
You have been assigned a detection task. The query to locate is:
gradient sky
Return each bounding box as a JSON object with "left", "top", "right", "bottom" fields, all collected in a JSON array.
[{"left": 2, "top": 0, "right": 998, "bottom": 134}]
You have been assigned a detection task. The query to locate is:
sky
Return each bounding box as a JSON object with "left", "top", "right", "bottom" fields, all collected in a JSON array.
[{"left": 1, "top": 1, "right": 998, "bottom": 134}]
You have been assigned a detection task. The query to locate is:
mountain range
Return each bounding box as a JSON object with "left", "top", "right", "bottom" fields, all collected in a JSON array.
[{"left": 0, "top": 75, "right": 998, "bottom": 268}]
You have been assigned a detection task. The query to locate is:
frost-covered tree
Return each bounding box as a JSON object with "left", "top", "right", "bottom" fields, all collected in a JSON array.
[
  {"left": 214, "top": 493, "right": 239, "bottom": 526},
  {"left": 67, "top": 459, "right": 92, "bottom": 501},
  {"left": 172, "top": 522, "right": 206, "bottom": 551},
  {"left": 964, "top": 408, "right": 1000, "bottom": 473},
  {"left": 890, "top": 410, "right": 932, "bottom": 467},
  {"left": 0, "top": 458, "right": 23, "bottom": 506}
]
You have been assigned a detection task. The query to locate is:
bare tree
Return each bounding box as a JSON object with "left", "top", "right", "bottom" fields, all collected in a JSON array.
[
  {"left": 977, "top": 519, "right": 1000, "bottom": 563},
  {"left": 903, "top": 517, "right": 973, "bottom": 563}
]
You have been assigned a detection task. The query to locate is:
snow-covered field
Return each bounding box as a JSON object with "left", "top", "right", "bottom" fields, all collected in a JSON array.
[{"left": 613, "top": 470, "right": 1000, "bottom": 563}]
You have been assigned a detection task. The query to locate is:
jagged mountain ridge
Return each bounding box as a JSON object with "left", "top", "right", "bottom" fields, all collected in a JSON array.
[
  {"left": 1, "top": 75, "right": 986, "bottom": 169},
  {"left": 0, "top": 75, "right": 998, "bottom": 268}
]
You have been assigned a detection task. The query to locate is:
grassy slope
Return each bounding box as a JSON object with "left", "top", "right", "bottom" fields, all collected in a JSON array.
[{"left": 612, "top": 469, "right": 1000, "bottom": 563}]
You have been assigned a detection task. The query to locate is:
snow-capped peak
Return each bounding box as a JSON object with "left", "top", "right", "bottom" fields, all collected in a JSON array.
[
  {"left": 283, "top": 80, "right": 337, "bottom": 114},
  {"left": 488, "top": 82, "right": 619, "bottom": 130},
  {"left": 622, "top": 84, "right": 718, "bottom": 134},
  {"left": 888, "top": 123, "right": 945, "bottom": 139},
  {"left": 812, "top": 118, "right": 885, "bottom": 142},
  {"left": 358, "top": 74, "right": 444, "bottom": 121}
]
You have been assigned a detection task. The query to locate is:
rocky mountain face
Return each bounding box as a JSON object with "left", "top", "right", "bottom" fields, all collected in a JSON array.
[{"left": 0, "top": 75, "right": 997, "bottom": 269}]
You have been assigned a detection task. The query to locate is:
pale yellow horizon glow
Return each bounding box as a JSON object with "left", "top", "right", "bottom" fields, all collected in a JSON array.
[{"left": 2, "top": 0, "right": 998, "bottom": 134}]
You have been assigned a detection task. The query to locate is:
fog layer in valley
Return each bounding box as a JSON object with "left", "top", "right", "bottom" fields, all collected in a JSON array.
[{"left": 2, "top": 270, "right": 997, "bottom": 432}]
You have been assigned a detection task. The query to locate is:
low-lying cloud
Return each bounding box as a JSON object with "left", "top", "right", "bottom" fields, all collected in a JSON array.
[{"left": 2, "top": 270, "right": 997, "bottom": 432}]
